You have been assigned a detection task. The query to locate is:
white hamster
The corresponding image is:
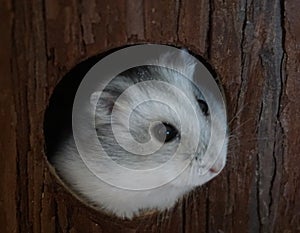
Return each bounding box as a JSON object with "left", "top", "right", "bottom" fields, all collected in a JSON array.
[{"left": 51, "top": 50, "right": 228, "bottom": 219}]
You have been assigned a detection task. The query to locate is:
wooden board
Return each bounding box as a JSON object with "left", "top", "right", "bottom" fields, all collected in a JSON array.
[{"left": 0, "top": 0, "right": 299, "bottom": 232}]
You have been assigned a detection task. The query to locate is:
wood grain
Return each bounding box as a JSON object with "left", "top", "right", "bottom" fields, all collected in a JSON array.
[{"left": 0, "top": 0, "right": 299, "bottom": 232}]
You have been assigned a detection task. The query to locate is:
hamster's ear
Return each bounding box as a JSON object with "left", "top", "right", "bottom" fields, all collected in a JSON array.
[
  {"left": 90, "top": 91, "right": 102, "bottom": 107},
  {"left": 177, "top": 49, "right": 196, "bottom": 79},
  {"left": 153, "top": 49, "right": 197, "bottom": 80},
  {"left": 90, "top": 91, "right": 116, "bottom": 116},
  {"left": 90, "top": 76, "right": 134, "bottom": 114}
]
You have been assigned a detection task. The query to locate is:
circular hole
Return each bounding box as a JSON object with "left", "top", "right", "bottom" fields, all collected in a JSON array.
[{"left": 44, "top": 44, "right": 228, "bottom": 219}]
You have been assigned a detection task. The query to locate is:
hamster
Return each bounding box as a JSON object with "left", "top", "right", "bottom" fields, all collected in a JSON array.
[{"left": 51, "top": 50, "right": 228, "bottom": 219}]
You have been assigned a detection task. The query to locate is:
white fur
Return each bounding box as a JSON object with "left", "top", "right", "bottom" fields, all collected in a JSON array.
[{"left": 51, "top": 51, "right": 228, "bottom": 219}]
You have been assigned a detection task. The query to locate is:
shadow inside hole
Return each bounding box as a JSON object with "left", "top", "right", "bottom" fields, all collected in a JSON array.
[{"left": 44, "top": 47, "right": 125, "bottom": 159}]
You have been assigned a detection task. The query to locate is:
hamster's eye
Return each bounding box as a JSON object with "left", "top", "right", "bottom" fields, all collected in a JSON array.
[
  {"left": 151, "top": 122, "right": 179, "bottom": 143},
  {"left": 197, "top": 99, "right": 209, "bottom": 116}
]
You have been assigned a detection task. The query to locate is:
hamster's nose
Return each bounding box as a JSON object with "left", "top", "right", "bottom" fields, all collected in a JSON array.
[
  {"left": 209, "top": 161, "right": 224, "bottom": 174},
  {"left": 209, "top": 166, "right": 220, "bottom": 173}
]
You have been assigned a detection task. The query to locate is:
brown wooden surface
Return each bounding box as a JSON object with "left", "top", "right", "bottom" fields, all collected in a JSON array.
[{"left": 0, "top": 0, "right": 299, "bottom": 232}]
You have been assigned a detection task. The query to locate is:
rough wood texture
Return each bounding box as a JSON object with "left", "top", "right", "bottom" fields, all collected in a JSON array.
[{"left": 0, "top": 0, "right": 299, "bottom": 232}]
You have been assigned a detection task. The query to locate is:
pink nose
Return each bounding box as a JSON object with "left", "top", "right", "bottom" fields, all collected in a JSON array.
[
  {"left": 208, "top": 159, "right": 224, "bottom": 174},
  {"left": 209, "top": 166, "right": 219, "bottom": 173}
]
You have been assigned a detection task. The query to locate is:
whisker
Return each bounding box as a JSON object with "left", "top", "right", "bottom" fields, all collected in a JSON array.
[
  {"left": 228, "top": 102, "right": 251, "bottom": 126},
  {"left": 229, "top": 137, "right": 272, "bottom": 142},
  {"left": 228, "top": 117, "right": 254, "bottom": 135},
  {"left": 226, "top": 137, "right": 274, "bottom": 152}
]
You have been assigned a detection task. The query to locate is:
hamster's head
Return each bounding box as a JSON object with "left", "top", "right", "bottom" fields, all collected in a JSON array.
[{"left": 89, "top": 54, "right": 228, "bottom": 191}]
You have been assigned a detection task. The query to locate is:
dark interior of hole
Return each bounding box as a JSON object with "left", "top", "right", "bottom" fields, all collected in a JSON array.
[
  {"left": 43, "top": 44, "right": 219, "bottom": 160},
  {"left": 44, "top": 49, "right": 118, "bottom": 158},
  {"left": 44, "top": 56, "right": 97, "bottom": 157}
]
